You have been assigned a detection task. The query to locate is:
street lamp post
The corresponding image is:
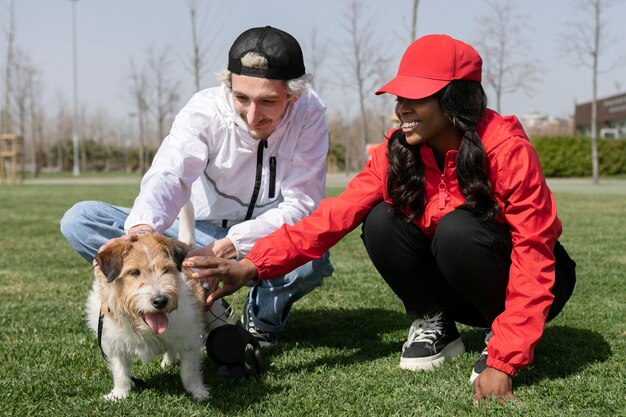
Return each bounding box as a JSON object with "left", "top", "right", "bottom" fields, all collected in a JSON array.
[{"left": 70, "top": 0, "right": 80, "bottom": 176}]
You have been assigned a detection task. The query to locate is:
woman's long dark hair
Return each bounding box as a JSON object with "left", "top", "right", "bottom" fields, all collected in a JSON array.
[{"left": 387, "top": 79, "right": 499, "bottom": 222}]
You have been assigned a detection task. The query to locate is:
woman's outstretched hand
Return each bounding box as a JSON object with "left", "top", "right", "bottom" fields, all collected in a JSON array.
[
  {"left": 183, "top": 257, "right": 259, "bottom": 305},
  {"left": 473, "top": 367, "right": 514, "bottom": 405}
]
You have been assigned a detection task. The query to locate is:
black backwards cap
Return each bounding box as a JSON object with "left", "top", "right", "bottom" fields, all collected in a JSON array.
[{"left": 228, "top": 26, "right": 305, "bottom": 80}]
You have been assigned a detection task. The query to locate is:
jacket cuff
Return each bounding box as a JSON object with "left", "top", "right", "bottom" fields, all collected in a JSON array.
[
  {"left": 486, "top": 356, "right": 517, "bottom": 377},
  {"left": 244, "top": 255, "right": 267, "bottom": 282}
]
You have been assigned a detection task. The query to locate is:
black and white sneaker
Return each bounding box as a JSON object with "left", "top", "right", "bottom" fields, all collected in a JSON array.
[
  {"left": 399, "top": 310, "right": 465, "bottom": 371},
  {"left": 241, "top": 298, "right": 276, "bottom": 349},
  {"left": 470, "top": 331, "right": 492, "bottom": 383}
]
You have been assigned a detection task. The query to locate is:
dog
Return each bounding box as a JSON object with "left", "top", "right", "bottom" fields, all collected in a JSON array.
[{"left": 85, "top": 202, "right": 234, "bottom": 401}]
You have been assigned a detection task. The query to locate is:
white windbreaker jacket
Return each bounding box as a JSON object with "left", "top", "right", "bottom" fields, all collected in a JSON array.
[{"left": 125, "top": 84, "right": 329, "bottom": 259}]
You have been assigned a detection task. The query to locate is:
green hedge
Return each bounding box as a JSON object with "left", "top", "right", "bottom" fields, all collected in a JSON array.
[{"left": 530, "top": 136, "right": 626, "bottom": 177}]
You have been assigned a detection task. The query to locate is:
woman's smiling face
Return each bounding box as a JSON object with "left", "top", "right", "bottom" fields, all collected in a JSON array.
[{"left": 394, "top": 96, "right": 457, "bottom": 147}]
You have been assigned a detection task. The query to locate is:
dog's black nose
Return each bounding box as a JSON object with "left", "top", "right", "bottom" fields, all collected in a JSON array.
[{"left": 151, "top": 295, "right": 168, "bottom": 310}]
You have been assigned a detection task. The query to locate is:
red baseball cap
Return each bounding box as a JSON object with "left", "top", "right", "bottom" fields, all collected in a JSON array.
[{"left": 376, "top": 34, "right": 482, "bottom": 99}]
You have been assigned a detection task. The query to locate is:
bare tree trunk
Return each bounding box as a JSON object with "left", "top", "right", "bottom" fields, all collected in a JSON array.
[
  {"left": 3, "top": 0, "right": 15, "bottom": 134},
  {"left": 474, "top": 1, "right": 538, "bottom": 115},
  {"left": 53, "top": 95, "right": 71, "bottom": 172},
  {"left": 28, "top": 80, "right": 38, "bottom": 178},
  {"left": 71, "top": 0, "right": 80, "bottom": 176},
  {"left": 11, "top": 49, "right": 41, "bottom": 180},
  {"left": 344, "top": 133, "right": 351, "bottom": 176},
  {"left": 128, "top": 59, "right": 149, "bottom": 174},
  {"left": 353, "top": 30, "right": 369, "bottom": 168},
  {"left": 343, "top": 0, "right": 376, "bottom": 168},
  {"left": 146, "top": 44, "right": 180, "bottom": 144},
  {"left": 57, "top": 142, "right": 63, "bottom": 170},
  {"left": 560, "top": 0, "right": 623, "bottom": 185},
  {"left": 80, "top": 106, "right": 87, "bottom": 172},
  {"left": 31, "top": 107, "right": 43, "bottom": 177},
  {"left": 590, "top": 0, "right": 600, "bottom": 184},
  {"left": 25, "top": 59, "right": 43, "bottom": 178},
  {"left": 185, "top": 0, "right": 229, "bottom": 92},
  {"left": 307, "top": 26, "right": 329, "bottom": 99},
  {"left": 339, "top": 1, "right": 390, "bottom": 173},
  {"left": 495, "top": 30, "right": 505, "bottom": 113},
  {"left": 188, "top": 0, "right": 201, "bottom": 92},
  {"left": 55, "top": 109, "right": 63, "bottom": 170},
  {"left": 410, "top": 0, "right": 420, "bottom": 43},
  {"left": 138, "top": 109, "right": 145, "bottom": 174}
]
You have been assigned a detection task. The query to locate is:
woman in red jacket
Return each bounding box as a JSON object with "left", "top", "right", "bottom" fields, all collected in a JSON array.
[{"left": 185, "top": 34, "right": 576, "bottom": 403}]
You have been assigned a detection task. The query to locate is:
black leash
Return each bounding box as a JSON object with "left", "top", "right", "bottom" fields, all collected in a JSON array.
[
  {"left": 98, "top": 310, "right": 145, "bottom": 388},
  {"left": 97, "top": 311, "right": 107, "bottom": 360}
]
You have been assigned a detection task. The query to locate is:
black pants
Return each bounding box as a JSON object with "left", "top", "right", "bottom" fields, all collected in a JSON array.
[{"left": 361, "top": 202, "right": 576, "bottom": 327}]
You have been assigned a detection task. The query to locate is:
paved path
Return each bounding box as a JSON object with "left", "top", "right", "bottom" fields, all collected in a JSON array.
[
  {"left": 21, "top": 174, "right": 626, "bottom": 195},
  {"left": 21, "top": 173, "right": 361, "bottom": 187},
  {"left": 545, "top": 178, "right": 626, "bottom": 195}
]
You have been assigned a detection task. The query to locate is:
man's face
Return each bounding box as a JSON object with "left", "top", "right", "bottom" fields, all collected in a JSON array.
[{"left": 231, "top": 74, "right": 295, "bottom": 140}]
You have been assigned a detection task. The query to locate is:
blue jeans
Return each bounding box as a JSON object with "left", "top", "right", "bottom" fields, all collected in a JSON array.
[{"left": 60, "top": 201, "right": 334, "bottom": 333}]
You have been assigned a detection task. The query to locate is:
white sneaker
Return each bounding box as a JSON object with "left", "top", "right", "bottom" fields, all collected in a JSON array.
[{"left": 399, "top": 311, "right": 465, "bottom": 371}]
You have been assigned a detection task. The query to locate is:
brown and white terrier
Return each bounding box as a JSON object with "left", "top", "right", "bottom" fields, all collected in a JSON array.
[{"left": 85, "top": 203, "right": 233, "bottom": 401}]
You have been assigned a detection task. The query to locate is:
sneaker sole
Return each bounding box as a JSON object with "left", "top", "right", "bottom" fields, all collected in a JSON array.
[
  {"left": 399, "top": 337, "right": 465, "bottom": 371},
  {"left": 469, "top": 353, "right": 488, "bottom": 384},
  {"left": 469, "top": 369, "right": 480, "bottom": 384}
]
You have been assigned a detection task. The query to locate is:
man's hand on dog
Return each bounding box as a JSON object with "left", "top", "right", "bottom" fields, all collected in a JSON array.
[
  {"left": 183, "top": 257, "right": 258, "bottom": 306},
  {"left": 92, "top": 225, "right": 155, "bottom": 268}
]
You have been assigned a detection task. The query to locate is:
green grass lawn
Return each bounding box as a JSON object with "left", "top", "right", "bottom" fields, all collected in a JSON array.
[{"left": 0, "top": 182, "right": 624, "bottom": 416}]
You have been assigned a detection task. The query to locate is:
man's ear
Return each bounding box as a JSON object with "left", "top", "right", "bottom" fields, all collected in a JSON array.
[
  {"left": 95, "top": 241, "right": 128, "bottom": 283},
  {"left": 287, "top": 93, "right": 300, "bottom": 105}
]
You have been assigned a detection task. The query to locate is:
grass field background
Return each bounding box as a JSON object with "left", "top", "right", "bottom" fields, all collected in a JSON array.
[{"left": 0, "top": 178, "right": 624, "bottom": 416}]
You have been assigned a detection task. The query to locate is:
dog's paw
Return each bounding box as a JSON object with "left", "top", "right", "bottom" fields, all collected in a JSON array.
[
  {"left": 161, "top": 352, "right": 179, "bottom": 368},
  {"left": 189, "top": 385, "right": 210, "bottom": 402},
  {"left": 103, "top": 388, "right": 130, "bottom": 401}
]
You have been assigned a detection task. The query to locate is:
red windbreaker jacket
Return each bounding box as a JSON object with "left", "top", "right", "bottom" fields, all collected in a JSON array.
[{"left": 246, "top": 109, "right": 562, "bottom": 376}]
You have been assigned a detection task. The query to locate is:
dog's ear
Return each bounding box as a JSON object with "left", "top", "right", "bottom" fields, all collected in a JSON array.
[
  {"left": 158, "top": 236, "right": 190, "bottom": 271},
  {"left": 95, "top": 241, "right": 128, "bottom": 282},
  {"left": 171, "top": 240, "right": 190, "bottom": 271}
]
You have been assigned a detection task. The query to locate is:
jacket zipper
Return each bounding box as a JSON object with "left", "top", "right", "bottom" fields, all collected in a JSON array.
[
  {"left": 245, "top": 140, "right": 267, "bottom": 220},
  {"left": 438, "top": 173, "right": 447, "bottom": 210},
  {"left": 269, "top": 156, "right": 276, "bottom": 198}
]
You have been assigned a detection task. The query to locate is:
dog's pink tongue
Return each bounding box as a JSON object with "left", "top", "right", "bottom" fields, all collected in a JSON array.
[{"left": 144, "top": 313, "right": 169, "bottom": 334}]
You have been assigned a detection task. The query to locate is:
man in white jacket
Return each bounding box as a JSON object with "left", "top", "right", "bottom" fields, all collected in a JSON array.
[{"left": 61, "top": 26, "right": 333, "bottom": 348}]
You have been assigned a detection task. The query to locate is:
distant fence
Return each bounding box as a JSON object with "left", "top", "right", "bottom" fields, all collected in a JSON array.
[{"left": 0, "top": 134, "right": 23, "bottom": 184}]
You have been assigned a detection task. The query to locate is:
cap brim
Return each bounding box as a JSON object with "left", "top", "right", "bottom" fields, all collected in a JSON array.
[{"left": 375, "top": 74, "right": 450, "bottom": 99}]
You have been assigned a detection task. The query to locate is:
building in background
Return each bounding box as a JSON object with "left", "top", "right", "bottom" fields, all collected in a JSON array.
[
  {"left": 521, "top": 111, "right": 573, "bottom": 137},
  {"left": 574, "top": 92, "right": 626, "bottom": 139}
]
